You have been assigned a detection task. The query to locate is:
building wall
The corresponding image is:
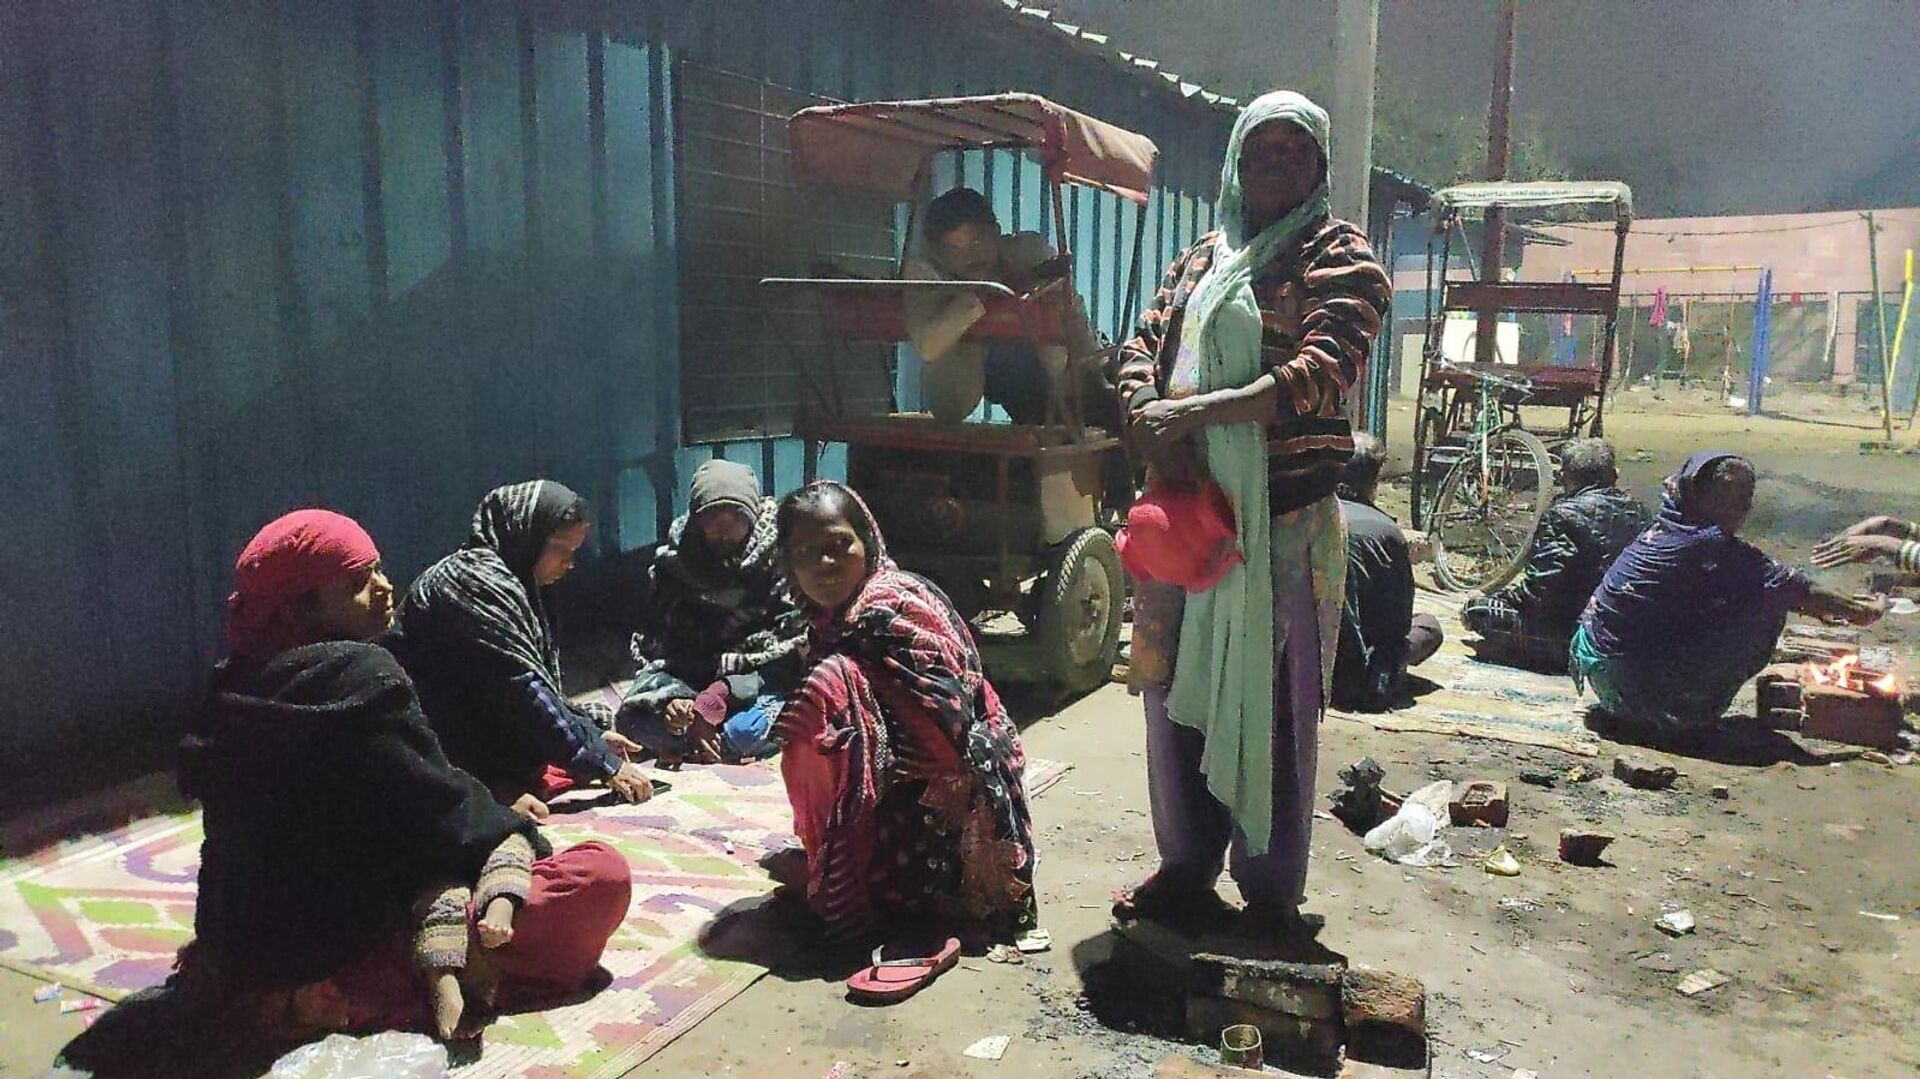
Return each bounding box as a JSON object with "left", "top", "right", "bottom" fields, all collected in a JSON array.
[{"left": 0, "top": 0, "right": 1230, "bottom": 797}]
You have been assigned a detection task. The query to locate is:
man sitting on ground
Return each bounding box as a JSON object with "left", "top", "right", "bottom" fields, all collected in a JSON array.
[
  {"left": 1462, "top": 438, "right": 1650, "bottom": 672},
  {"left": 1332, "top": 435, "right": 1444, "bottom": 711}
]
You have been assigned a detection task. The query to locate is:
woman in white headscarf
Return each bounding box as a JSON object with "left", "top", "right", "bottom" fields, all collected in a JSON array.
[{"left": 1107, "top": 91, "right": 1392, "bottom": 933}]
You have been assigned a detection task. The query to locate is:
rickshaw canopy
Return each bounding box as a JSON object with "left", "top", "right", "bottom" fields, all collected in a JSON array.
[
  {"left": 1433, "top": 180, "right": 1634, "bottom": 224},
  {"left": 786, "top": 93, "right": 1160, "bottom": 205}
]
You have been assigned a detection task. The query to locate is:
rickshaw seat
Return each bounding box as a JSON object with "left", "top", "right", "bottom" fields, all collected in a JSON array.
[
  {"left": 826, "top": 287, "right": 1072, "bottom": 346},
  {"left": 1429, "top": 362, "right": 1604, "bottom": 406}
]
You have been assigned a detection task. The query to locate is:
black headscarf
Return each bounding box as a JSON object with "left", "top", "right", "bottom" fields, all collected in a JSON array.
[{"left": 401, "top": 480, "right": 588, "bottom": 685}]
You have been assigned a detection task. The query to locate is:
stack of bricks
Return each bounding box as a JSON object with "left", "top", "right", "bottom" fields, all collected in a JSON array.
[
  {"left": 1185, "top": 954, "right": 1429, "bottom": 1076},
  {"left": 1755, "top": 662, "right": 1905, "bottom": 749},
  {"left": 1755, "top": 664, "right": 1804, "bottom": 731},
  {"left": 1186, "top": 953, "right": 1345, "bottom": 1075}
]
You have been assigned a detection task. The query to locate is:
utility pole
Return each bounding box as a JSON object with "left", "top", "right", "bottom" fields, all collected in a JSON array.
[
  {"left": 1329, "top": 0, "right": 1379, "bottom": 229},
  {"left": 1474, "top": 0, "right": 1518, "bottom": 365}
]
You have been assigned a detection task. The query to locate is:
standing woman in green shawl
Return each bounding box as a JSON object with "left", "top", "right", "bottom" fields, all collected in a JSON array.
[{"left": 1107, "top": 91, "right": 1392, "bottom": 932}]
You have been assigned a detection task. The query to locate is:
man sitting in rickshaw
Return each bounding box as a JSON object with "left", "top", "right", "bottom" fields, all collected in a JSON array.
[{"left": 904, "top": 187, "right": 1105, "bottom": 425}]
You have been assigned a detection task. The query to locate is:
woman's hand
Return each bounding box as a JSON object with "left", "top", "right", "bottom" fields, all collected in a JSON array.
[
  {"left": 607, "top": 762, "right": 654, "bottom": 804},
  {"left": 509, "top": 793, "right": 550, "bottom": 822},
  {"left": 1842, "top": 593, "right": 1888, "bottom": 626},
  {"left": 663, "top": 698, "right": 699, "bottom": 736},
  {"left": 1128, "top": 399, "right": 1200, "bottom": 458},
  {"left": 1810, "top": 533, "right": 1903, "bottom": 569},
  {"left": 601, "top": 730, "right": 641, "bottom": 761}
]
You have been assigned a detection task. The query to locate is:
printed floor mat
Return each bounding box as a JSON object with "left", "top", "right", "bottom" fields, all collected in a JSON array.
[
  {"left": 1325, "top": 587, "right": 1603, "bottom": 756},
  {"left": 0, "top": 756, "right": 1071, "bottom": 1078}
]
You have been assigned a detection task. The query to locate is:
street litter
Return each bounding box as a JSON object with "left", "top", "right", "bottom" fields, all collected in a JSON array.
[
  {"left": 34, "top": 984, "right": 61, "bottom": 1003},
  {"left": 59, "top": 998, "right": 100, "bottom": 1014},
  {"left": 1859, "top": 911, "right": 1901, "bottom": 922},
  {"left": 987, "top": 944, "right": 1024, "bottom": 964},
  {"left": 1484, "top": 845, "right": 1522, "bottom": 876},
  {"left": 1656, "top": 910, "right": 1696, "bottom": 936},
  {"left": 1467, "top": 1044, "right": 1511, "bottom": 1063},
  {"left": 1676, "top": 969, "right": 1729, "bottom": 996},
  {"left": 825, "top": 1061, "right": 855, "bottom": 1079},
  {"left": 963, "top": 1034, "right": 1011, "bottom": 1061},
  {"left": 1329, "top": 757, "right": 1391, "bottom": 831},
  {"left": 1363, "top": 781, "right": 1456, "bottom": 866},
  {"left": 1015, "top": 929, "right": 1053, "bottom": 953},
  {"left": 1499, "top": 896, "right": 1540, "bottom": 912}
]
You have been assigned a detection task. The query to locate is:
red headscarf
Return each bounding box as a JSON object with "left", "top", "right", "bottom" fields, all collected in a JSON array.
[{"left": 225, "top": 509, "right": 381, "bottom": 659}]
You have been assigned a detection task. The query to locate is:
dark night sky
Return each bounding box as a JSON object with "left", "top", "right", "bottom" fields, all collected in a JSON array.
[{"left": 1046, "top": 0, "right": 1920, "bottom": 217}]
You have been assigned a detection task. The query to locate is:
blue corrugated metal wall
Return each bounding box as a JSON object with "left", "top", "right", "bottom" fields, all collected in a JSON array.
[{"left": 0, "top": 0, "right": 1227, "bottom": 794}]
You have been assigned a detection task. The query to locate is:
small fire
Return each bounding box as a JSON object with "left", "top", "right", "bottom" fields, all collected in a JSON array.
[{"left": 1803, "top": 653, "right": 1900, "bottom": 697}]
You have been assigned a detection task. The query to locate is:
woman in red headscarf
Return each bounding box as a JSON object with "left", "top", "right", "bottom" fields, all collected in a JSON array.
[{"left": 61, "top": 510, "right": 633, "bottom": 1077}]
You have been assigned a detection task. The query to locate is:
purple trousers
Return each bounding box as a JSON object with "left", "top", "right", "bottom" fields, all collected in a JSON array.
[{"left": 1141, "top": 578, "right": 1324, "bottom": 909}]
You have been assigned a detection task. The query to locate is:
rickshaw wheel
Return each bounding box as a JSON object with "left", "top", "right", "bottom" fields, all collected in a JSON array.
[
  {"left": 1037, "top": 528, "right": 1126, "bottom": 696},
  {"left": 1429, "top": 428, "right": 1554, "bottom": 593}
]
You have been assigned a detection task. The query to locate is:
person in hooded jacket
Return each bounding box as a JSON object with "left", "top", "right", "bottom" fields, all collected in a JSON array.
[{"left": 621, "top": 460, "right": 807, "bottom": 765}]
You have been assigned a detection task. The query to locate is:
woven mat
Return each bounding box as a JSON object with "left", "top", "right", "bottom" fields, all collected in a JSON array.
[
  {"left": 0, "top": 756, "right": 1071, "bottom": 1078},
  {"left": 1325, "top": 588, "right": 1603, "bottom": 757}
]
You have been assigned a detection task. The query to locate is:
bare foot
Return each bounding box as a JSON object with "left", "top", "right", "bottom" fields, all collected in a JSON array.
[
  {"left": 477, "top": 896, "right": 517, "bottom": 949},
  {"left": 429, "top": 971, "right": 464, "bottom": 1040}
]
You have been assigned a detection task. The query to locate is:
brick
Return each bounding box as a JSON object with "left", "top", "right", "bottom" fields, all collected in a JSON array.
[
  {"left": 1189, "top": 953, "right": 1343, "bottom": 1020},
  {"left": 1185, "top": 995, "right": 1343, "bottom": 1077},
  {"left": 1761, "top": 705, "right": 1803, "bottom": 732},
  {"left": 1755, "top": 665, "right": 1803, "bottom": 714},
  {"left": 1340, "top": 967, "right": 1427, "bottom": 1068},
  {"left": 1558, "top": 828, "right": 1615, "bottom": 866},
  {"left": 1801, "top": 684, "right": 1904, "bottom": 749},
  {"left": 1448, "top": 780, "right": 1509, "bottom": 827},
  {"left": 1612, "top": 754, "right": 1677, "bottom": 790}
]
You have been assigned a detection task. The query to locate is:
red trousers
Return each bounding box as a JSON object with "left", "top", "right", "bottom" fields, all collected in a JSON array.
[{"left": 322, "top": 840, "right": 632, "bottom": 1029}]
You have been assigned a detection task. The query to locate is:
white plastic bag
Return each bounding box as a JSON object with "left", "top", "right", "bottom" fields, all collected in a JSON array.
[
  {"left": 267, "top": 1032, "right": 448, "bottom": 1079},
  {"left": 1362, "top": 780, "right": 1455, "bottom": 866}
]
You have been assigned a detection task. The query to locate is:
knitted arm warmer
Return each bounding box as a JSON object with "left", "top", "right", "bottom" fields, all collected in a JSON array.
[
  {"left": 475, "top": 833, "right": 537, "bottom": 913},
  {"left": 412, "top": 882, "right": 471, "bottom": 972}
]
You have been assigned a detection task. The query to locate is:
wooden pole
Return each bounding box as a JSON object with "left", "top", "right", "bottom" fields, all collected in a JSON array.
[
  {"left": 1474, "top": 0, "right": 1517, "bottom": 365},
  {"left": 1865, "top": 211, "right": 1894, "bottom": 440}
]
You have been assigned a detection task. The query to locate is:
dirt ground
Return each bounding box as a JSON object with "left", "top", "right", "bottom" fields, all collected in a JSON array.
[
  {"left": 5, "top": 388, "right": 1919, "bottom": 1078},
  {"left": 641, "top": 389, "right": 1920, "bottom": 1079}
]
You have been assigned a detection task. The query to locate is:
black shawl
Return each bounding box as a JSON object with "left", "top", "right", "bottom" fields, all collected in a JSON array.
[
  {"left": 402, "top": 481, "right": 586, "bottom": 686},
  {"left": 179, "top": 641, "right": 546, "bottom": 990}
]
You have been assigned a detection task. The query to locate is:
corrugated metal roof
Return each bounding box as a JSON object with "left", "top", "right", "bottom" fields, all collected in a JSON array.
[{"left": 991, "top": 0, "right": 1241, "bottom": 113}]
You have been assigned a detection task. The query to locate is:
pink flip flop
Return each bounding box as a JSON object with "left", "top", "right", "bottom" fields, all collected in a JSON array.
[{"left": 845, "top": 937, "right": 962, "bottom": 1005}]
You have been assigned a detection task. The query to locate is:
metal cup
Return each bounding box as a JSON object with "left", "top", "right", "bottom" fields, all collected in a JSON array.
[{"left": 1220, "top": 1023, "right": 1263, "bottom": 1070}]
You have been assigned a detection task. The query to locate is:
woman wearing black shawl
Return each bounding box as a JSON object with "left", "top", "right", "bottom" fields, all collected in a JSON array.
[
  {"left": 391, "top": 481, "right": 653, "bottom": 807},
  {"left": 59, "top": 510, "right": 632, "bottom": 1077}
]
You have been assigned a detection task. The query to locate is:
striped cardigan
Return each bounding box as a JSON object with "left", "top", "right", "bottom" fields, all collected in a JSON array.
[{"left": 1108, "top": 218, "right": 1392, "bottom": 515}]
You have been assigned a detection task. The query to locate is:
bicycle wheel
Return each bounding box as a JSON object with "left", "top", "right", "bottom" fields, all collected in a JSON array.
[{"left": 1429, "top": 428, "right": 1554, "bottom": 593}]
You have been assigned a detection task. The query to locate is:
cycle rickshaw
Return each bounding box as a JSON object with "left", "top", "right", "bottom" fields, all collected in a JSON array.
[
  {"left": 1410, "top": 180, "right": 1634, "bottom": 592},
  {"left": 762, "top": 94, "right": 1159, "bottom": 693}
]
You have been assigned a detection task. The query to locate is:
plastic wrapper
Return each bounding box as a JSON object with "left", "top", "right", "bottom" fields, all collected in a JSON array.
[
  {"left": 1362, "top": 780, "right": 1456, "bottom": 866},
  {"left": 267, "top": 1032, "right": 449, "bottom": 1079}
]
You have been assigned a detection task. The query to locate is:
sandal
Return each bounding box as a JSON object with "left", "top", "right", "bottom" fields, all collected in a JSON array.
[{"left": 845, "top": 937, "right": 961, "bottom": 1005}]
